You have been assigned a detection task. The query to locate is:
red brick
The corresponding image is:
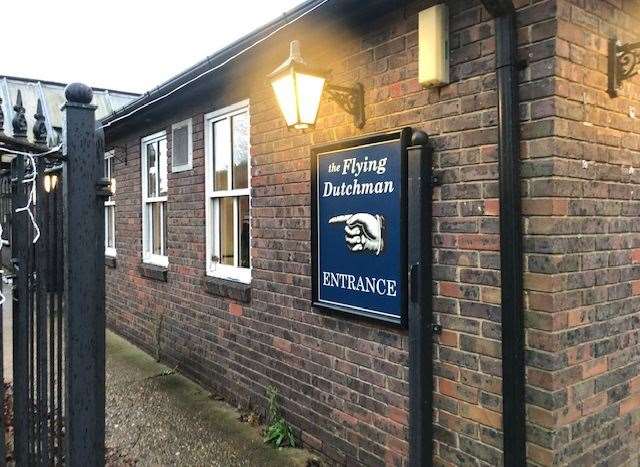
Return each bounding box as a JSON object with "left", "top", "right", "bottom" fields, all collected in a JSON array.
[
  {"left": 229, "top": 303, "right": 243, "bottom": 317},
  {"left": 620, "top": 394, "right": 640, "bottom": 415}
]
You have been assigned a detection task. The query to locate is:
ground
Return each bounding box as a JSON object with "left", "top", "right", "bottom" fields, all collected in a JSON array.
[{"left": 105, "top": 331, "right": 314, "bottom": 466}]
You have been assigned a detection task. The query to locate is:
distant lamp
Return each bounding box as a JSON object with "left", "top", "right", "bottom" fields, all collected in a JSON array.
[
  {"left": 44, "top": 174, "right": 58, "bottom": 193},
  {"left": 269, "top": 40, "right": 365, "bottom": 130},
  {"left": 110, "top": 178, "right": 116, "bottom": 195}
]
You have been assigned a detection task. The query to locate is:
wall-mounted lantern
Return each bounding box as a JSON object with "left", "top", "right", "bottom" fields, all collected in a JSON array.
[
  {"left": 608, "top": 38, "right": 640, "bottom": 97},
  {"left": 268, "top": 40, "right": 365, "bottom": 130},
  {"left": 43, "top": 173, "right": 58, "bottom": 193}
]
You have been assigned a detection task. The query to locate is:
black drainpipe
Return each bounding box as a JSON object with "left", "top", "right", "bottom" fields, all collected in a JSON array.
[{"left": 480, "top": 1, "right": 526, "bottom": 466}]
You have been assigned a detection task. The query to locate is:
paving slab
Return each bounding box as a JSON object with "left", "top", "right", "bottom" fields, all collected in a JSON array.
[{"left": 106, "top": 331, "right": 314, "bottom": 466}]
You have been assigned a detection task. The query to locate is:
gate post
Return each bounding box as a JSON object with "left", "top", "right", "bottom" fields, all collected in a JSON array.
[
  {"left": 407, "top": 130, "right": 434, "bottom": 467},
  {"left": 61, "top": 83, "right": 105, "bottom": 466}
]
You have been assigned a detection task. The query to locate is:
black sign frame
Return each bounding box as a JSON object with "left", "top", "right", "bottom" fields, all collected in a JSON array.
[{"left": 310, "top": 128, "right": 412, "bottom": 327}]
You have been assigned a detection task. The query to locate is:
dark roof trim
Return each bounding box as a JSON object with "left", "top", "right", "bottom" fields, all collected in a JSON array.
[
  {"left": 480, "top": 0, "right": 514, "bottom": 16},
  {"left": 0, "top": 74, "right": 139, "bottom": 97},
  {"left": 101, "top": 0, "right": 331, "bottom": 129}
]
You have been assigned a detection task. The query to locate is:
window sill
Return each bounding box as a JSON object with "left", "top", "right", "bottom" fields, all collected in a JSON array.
[
  {"left": 204, "top": 276, "right": 251, "bottom": 303},
  {"left": 172, "top": 164, "right": 192, "bottom": 173},
  {"left": 140, "top": 262, "right": 168, "bottom": 282},
  {"left": 105, "top": 256, "right": 117, "bottom": 269}
]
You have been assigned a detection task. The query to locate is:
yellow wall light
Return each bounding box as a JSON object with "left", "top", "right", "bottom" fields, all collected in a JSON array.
[
  {"left": 269, "top": 41, "right": 365, "bottom": 130},
  {"left": 43, "top": 173, "right": 58, "bottom": 193}
]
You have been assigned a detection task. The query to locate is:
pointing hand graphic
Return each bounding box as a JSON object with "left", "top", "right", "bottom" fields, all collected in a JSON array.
[{"left": 329, "top": 213, "right": 385, "bottom": 255}]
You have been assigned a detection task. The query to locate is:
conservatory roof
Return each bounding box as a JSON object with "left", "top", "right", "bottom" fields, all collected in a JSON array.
[{"left": 0, "top": 75, "right": 138, "bottom": 143}]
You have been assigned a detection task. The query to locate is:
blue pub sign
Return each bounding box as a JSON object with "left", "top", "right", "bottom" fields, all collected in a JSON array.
[{"left": 311, "top": 129, "right": 410, "bottom": 325}]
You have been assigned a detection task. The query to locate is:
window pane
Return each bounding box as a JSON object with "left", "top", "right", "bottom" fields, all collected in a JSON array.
[
  {"left": 105, "top": 205, "right": 115, "bottom": 249},
  {"left": 110, "top": 206, "right": 116, "bottom": 248},
  {"left": 104, "top": 156, "right": 111, "bottom": 179},
  {"left": 232, "top": 112, "right": 249, "bottom": 189},
  {"left": 159, "top": 138, "right": 168, "bottom": 195},
  {"left": 219, "top": 197, "right": 234, "bottom": 265},
  {"left": 152, "top": 202, "right": 162, "bottom": 255},
  {"left": 172, "top": 125, "right": 189, "bottom": 167},
  {"left": 211, "top": 199, "right": 218, "bottom": 263},
  {"left": 162, "top": 201, "right": 168, "bottom": 256},
  {"left": 145, "top": 204, "right": 153, "bottom": 253},
  {"left": 147, "top": 142, "right": 157, "bottom": 197},
  {"left": 213, "top": 119, "right": 230, "bottom": 191},
  {"left": 104, "top": 156, "right": 113, "bottom": 202},
  {"left": 238, "top": 196, "right": 250, "bottom": 269},
  {"left": 105, "top": 206, "right": 112, "bottom": 248}
]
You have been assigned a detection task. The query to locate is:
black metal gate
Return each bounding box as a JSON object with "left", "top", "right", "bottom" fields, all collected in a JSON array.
[
  {"left": 0, "top": 172, "right": 11, "bottom": 268},
  {"left": 0, "top": 84, "right": 106, "bottom": 466}
]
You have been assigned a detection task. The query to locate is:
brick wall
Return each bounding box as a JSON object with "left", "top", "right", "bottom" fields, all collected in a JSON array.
[
  {"left": 522, "top": 0, "right": 640, "bottom": 465},
  {"left": 104, "top": 0, "right": 639, "bottom": 465}
]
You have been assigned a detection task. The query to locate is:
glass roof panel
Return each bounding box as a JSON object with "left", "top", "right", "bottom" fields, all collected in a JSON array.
[
  {"left": 92, "top": 92, "right": 113, "bottom": 120},
  {"left": 108, "top": 93, "right": 136, "bottom": 112},
  {"left": 0, "top": 77, "right": 138, "bottom": 142},
  {"left": 41, "top": 84, "right": 66, "bottom": 128}
]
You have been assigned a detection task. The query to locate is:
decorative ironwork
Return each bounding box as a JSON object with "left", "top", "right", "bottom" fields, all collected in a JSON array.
[
  {"left": 33, "top": 98, "right": 48, "bottom": 145},
  {"left": 326, "top": 83, "right": 365, "bottom": 128},
  {"left": 12, "top": 90, "right": 28, "bottom": 139},
  {"left": 112, "top": 146, "right": 127, "bottom": 165},
  {"left": 608, "top": 38, "right": 640, "bottom": 97}
]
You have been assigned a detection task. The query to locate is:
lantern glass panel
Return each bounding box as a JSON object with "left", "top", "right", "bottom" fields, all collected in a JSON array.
[
  {"left": 295, "top": 71, "right": 325, "bottom": 127},
  {"left": 271, "top": 71, "right": 298, "bottom": 127}
]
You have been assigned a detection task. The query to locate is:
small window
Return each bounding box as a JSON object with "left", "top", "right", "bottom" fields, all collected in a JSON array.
[
  {"left": 141, "top": 131, "right": 168, "bottom": 267},
  {"left": 204, "top": 101, "right": 251, "bottom": 283},
  {"left": 171, "top": 118, "right": 193, "bottom": 172},
  {"left": 104, "top": 150, "right": 116, "bottom": 257}
]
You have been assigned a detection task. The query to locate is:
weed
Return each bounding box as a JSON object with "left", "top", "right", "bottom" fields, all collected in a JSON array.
[{"left": 263, "top": 385, "right": 296, "bottom": 448}]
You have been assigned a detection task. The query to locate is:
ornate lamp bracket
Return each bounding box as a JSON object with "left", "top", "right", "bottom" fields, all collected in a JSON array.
[
  {"left": 325, "top": 83, "right": 365, "bottom": 129},
  {"left": 608, "top": 38, "right": 640, "bottom": 97}
]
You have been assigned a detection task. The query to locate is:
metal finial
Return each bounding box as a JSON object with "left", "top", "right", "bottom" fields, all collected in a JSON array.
[
  {"left": 290, "top": 40, "right": 302, "bottom": 60},
  {"left": 411, "top": 130, "right": 429, "bottom": 146},
  {"left": 0, "top": 95, "right": 4, "bottom": 134},
  {"left": 33, "top": 98, "right": 48, "bottom": 145},
  {"left": 12, "top": 90, "right": 27, "bottom": 139},
  {"left": 65, "top": 83, "right": 93, "bottom": 104}
]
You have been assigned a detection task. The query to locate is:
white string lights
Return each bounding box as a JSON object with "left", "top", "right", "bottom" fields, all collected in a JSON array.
[
  {"left": 15, "top": 153, "right": 41, "bottom": 245},
  {"left": 0, "top": 144, "right": 61, "bottom": 159},
  {"left": 0, "top": 144, "right": 62, "bottom": 306},
  {"left": 1, "top": 145, "right": 60, "bottom": 248}
]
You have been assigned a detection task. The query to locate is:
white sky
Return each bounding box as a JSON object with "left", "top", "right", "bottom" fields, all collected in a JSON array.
[{"left": 2, "top": 0, "right": 305, "bottom": 94}]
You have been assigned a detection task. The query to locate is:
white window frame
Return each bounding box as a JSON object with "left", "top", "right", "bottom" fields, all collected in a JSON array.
[
  {"left": 104, "top": 150, "right": 116, "bottom": 257},
  {"left": 204, "top": 100, "right": 251, "bottom": 283},
  {"left": 171, "top": 118, "right": 193, "bottom": 172},
  {"left": 141, "top": 130, "right": 169, "bottom": 267}
]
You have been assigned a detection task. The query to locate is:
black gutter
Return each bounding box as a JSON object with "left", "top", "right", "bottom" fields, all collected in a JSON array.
[
  {"left": 100, "top": 0, "right": 331, "bottom": 128},
  {"left": 480, "top": 1, "right": 527, "bottom": 466}
]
